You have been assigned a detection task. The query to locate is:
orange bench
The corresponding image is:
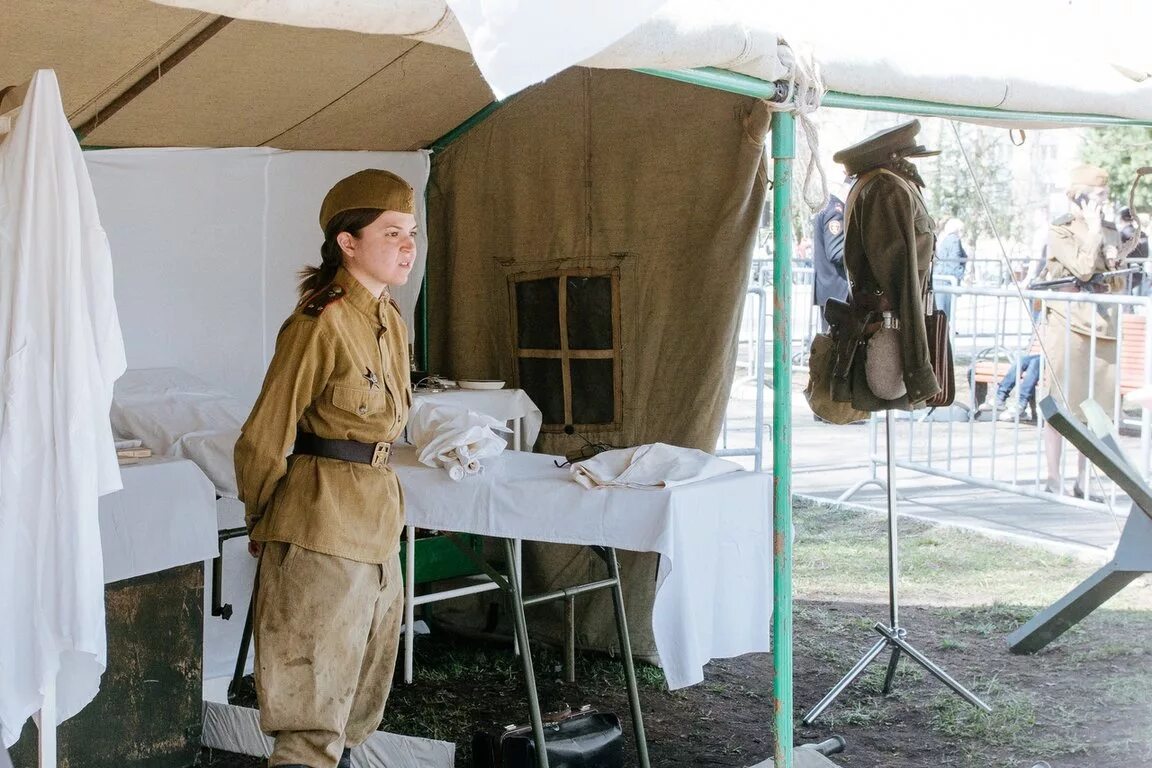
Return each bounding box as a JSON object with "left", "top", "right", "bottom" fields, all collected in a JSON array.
[{"left": 1118, "top": 314, "right": 1147, "bottom": 396}]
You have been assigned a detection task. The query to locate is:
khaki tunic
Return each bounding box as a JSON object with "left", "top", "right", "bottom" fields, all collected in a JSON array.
[
  {"left": 1040, "top": 216, "right": 1121, "bottom": 419},
  {"left": 838, "top": 168, "right": 940, "bottom": 410},
  {"left": 1044, "top": 216, "right": 1121, "bottom": 339},
  {"left": 235, "top": 265, "right": 412, "bottom": 565}
]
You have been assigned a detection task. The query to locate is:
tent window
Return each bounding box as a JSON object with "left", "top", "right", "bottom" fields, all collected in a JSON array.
[{"left": 510, "top": 269, "right": 622, "bottom": 432}]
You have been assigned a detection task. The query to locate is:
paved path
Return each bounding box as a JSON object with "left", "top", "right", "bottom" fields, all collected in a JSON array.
[{"left": 720, "top": 382, "right": 1138, "bottom": 563}]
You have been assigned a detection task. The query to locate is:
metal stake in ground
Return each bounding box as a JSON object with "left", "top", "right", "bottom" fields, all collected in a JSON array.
[{"left": 802, "top": 410, "right": 992, "bottom": 724}]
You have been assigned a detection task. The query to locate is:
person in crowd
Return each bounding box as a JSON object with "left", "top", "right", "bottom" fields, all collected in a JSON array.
[
  {"left": 1040, "top": 164, "right": 1122, "bottom": 500},
  {"left": 235, "top": 169, "right": 417, "bottom": 768},
  {"left": 934, "top": 218, "right": 967, "bottom": 320},
  {"left": 1118, "top": 206, "right": 1148, "bottom": 296},
  {"left": 978, "top": 352, "right": 1041, "bottom": 421}
]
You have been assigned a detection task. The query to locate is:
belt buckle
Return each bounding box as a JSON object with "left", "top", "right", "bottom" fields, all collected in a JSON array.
[{"left": 371, "top": 441, "right": 391, "bottom": 468}]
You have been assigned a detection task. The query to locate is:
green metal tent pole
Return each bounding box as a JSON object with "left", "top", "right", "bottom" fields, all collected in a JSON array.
[
  {"left": 771, "top": 110, "right": 795, "bottom": 768},
  {"left": 637, "top": 66, "right": 1152, "bottom": 128}
]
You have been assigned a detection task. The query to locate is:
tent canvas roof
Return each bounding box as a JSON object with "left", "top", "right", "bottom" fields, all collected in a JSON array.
[{"left": 4, "top": 0, "right": 1151, "bottom": 153}]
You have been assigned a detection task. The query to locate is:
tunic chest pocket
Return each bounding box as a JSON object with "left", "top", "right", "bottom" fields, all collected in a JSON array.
[
  {"left": 332, "top": 384, "right": 385, "bottom": 418},
  {"left": 915, "top": 212, "right": 937, "bottom": 269},
  {"left": 914, "top": 211, "right": 935, "bottom": 235}
]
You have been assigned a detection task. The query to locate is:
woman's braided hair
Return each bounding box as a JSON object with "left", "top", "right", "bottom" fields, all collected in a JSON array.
[{"left": 297, "top": 208, "right": 384, "bottom": 300}]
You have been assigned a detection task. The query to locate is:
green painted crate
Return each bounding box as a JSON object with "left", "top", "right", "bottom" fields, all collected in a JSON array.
[{"left": 399, "top": 532, "right": 485, "bottom": 584}]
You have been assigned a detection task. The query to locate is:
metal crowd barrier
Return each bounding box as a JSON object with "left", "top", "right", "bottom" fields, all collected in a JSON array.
[{"left": 854, "top": 285, "right": 1152, "bottom": 508}]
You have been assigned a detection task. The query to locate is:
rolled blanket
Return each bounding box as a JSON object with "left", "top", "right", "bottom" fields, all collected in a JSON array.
[{"left": 407, "top": 401, "right": 511, "bottom": 480}]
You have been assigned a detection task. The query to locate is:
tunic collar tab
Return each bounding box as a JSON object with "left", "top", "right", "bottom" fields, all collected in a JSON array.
[{"left": 335, "top": 265, "right": 385, "bottom": 322}]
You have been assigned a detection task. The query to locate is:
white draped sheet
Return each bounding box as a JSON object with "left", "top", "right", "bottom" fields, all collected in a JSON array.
[
  {"left": 0, "top": 70, "right": 126, "bottom": 747},
  {"left": 392, "top": 446, "right": 773, "bottom": 690}
]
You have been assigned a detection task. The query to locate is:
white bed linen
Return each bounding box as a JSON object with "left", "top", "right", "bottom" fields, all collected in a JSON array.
[
  {"left": 392, "top": 446, "right": 773, "bottom": 690},
  {"left": 100, "top": 458, "right": 219, "bottom": 584},
  {"left": 111, "top": 368, "right": 244, "bottom": 498}
]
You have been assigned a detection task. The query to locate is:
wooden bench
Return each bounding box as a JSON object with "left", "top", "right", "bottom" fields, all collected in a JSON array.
[{"left": 970, "top": 314, "right": 1148, "bottom": 414}]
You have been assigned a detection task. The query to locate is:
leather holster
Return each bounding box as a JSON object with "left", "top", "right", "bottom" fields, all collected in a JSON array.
[{"left": 825, "top": 298, "right": 872, "bottom": 383}]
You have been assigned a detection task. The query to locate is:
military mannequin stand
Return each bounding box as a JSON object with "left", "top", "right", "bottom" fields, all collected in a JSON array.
[{"left": 802, "top": 410, "right": 992, "bottom": 724}]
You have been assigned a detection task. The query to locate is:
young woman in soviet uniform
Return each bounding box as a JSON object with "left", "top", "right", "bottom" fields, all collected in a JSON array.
[
  {"left": 1040, "top": 164, "right": 1122, "bottom": 499},
  {"left": 234, "top": 169, "right": 416, "bottom": 768}
]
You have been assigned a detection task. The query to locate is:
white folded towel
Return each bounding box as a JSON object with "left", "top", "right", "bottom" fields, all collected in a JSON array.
[
  {"left": 407, "top": 401, "right": 511, "bottom": 480},
  {"left": 570, "top": 443, "right": 742, "bottom": 489}
]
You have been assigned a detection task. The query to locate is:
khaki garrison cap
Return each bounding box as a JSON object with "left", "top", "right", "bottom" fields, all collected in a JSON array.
[
  {"left": 1068, "top": 163, "right": 1109, "bottom": 188},
  {"left": 833, "top": 119, "right": 940, "bottom": 177},
  {"left": 319, "top": 169, "right": 415, "bottom": 231}
]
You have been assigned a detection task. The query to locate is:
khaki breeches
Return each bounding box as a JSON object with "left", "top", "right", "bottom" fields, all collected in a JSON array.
[
  {"left": 255, "top": 541, "right": 403, "bottom": 768},
  {"left": 1040, "top": 322, "right": 1117, "bottom": 422}
]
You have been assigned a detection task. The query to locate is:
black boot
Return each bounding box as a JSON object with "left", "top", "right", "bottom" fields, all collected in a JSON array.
[{"left": 338, "top": 748, "right": 352, "bottom": 768}]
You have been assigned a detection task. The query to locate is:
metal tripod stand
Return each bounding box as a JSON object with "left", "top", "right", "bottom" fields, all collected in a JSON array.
[{"left": 802, "top": 410, "right": 992, "bottom": 724}]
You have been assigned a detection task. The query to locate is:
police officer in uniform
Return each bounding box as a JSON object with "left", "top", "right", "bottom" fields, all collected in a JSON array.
[
  {"left": 1041, "top": 164, "right": 1121, "bottom": 498},
  {"left": 812, "top": 191, "right": 848, "bottom": 329},
  {"left": 235, "top": 169, "right": 417, "bottom": 768}
]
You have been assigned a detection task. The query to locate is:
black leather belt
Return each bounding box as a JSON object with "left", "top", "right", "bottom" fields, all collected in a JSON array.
[{"left": 294, "top": 431, "right": 393, "bottom": 468}]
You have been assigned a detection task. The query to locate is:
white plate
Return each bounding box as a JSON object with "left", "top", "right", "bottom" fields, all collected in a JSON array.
[{"left": 458, "top": 379, "right": 505, "bottom": 390}]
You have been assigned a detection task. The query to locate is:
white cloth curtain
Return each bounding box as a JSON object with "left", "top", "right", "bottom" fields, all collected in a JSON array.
[{"left": 0, "top": 69, "right": 126, "bottom": 747}]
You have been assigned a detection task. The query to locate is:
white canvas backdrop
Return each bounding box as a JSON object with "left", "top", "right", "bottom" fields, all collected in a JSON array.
[{"left": 85, "top": 147, "right": 430, "bottom": 404}]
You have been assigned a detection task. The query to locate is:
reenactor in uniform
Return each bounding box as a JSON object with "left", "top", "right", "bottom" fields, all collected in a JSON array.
[
  {"left": 235, "top": 169, "right": 417, "bottom": 768},
  {"left": 1040, "top": 164, "right": 1122, "bottom": 498}
]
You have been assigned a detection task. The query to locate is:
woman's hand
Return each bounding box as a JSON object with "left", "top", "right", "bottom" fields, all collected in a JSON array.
[
  {"left": 1081, "top": 198, "right": 1104, "bottom": 234},
  {"left": 248, "top": 540, "right": 263, "bottom": 558}
]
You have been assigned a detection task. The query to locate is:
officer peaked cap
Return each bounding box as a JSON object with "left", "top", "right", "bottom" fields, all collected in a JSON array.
[
  {"left": 833, "top": 119, "right": 940, "bottom": 176},
  {"left": 319, "top": 169, "right": 415, "bottom": 232}
]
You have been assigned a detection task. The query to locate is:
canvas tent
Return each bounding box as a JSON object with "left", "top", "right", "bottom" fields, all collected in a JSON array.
[{"left": 4, "top": 1, "right": 1152, "bottom": 765}]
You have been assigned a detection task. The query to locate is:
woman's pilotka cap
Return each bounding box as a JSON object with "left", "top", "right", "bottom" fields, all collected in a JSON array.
[
  {"left": 833, "top": 119, "right": 940, "bottom": 177},
  {"left": 1068, "top": 163, "right": 1109, "bottom": 188},
  {"left": 319, "top": 169, "right": 415, "bottom": 231}
]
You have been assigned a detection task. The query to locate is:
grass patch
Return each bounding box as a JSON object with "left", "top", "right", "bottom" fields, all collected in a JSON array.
[
  {"left": 930, "top": 684, "right": 1037, "bottom": 746},
  {"left": 793, "top": 497, "right": 1152, "bottom": 611},
  {"left": 934, "top": 604, "right": 1036, "bottom": 636}
]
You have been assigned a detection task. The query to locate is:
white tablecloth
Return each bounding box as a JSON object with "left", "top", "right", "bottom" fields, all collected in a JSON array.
[
  {"left": 100, "top": 457, "right": 219, "bottom": 584},
  {"left": 412, "top": 388, "right": 542, "bottom": 448},
  {"left": 392, "top": 446, "right": 773, "bottom": 689}
]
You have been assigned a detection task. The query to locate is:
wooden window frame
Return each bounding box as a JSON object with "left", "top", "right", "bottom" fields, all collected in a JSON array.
[{"left": 508, "top": 267, "right": 623, "bottom": 433}]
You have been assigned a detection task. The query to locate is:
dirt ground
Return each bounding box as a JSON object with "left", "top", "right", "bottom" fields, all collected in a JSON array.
[{"left": 201, "top": 599, "right": 1152, "bottom": 768}]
